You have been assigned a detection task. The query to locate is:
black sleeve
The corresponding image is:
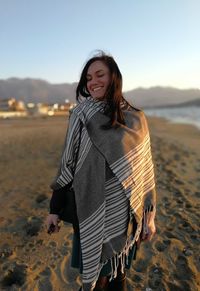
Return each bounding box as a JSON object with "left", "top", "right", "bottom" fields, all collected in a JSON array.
[{"left": 49, "top": 183, "right": 72, "bottom": 214}]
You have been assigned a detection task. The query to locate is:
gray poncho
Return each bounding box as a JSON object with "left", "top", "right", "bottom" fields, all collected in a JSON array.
[{"left": 51, "top": 97, "right": 156, "bottom": 291}]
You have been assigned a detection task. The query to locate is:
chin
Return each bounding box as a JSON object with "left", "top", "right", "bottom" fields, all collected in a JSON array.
[
  {"left": 92, "top": 95, "right": 105, "bottom": 101},
  {"left": 91, "top": 93, "right": 103, "bottom": 99}
]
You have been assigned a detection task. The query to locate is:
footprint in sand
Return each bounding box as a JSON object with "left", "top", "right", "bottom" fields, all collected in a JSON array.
[
  {"left": 194, "top": 191, "right": 200, "bottom": 198},
  {"left": 24, "top": 217, "right": 43, "bottom": 237},
  {"left": 50, "top": 263, "right": 56, "bottom": 269},
  {"left": 163, "top": 239, "right": 171, "bottom": 246},
  {"left": 132, "top": 274, "right": 142, "bottom": 283},
  {"left": 60, "top": 245, "right": 70, "bottom": 256},
  {"left": 63, "top": 240, "right": 70, "bottom": 247},
  {"left": 134, "top": 259, "right": 149, "bottom": 273},
  {"left": 190, "top": 233, "right": 200, "bottom": 245},
  {"left": 174, "top": 255, "right": 194, "bottom": 281},
  {"left": 51, "top": 250, "right": 62, "bottom": 260},
  {"left": 167, "top": 280, "right": 191, "bottom": 291},
  {"left": 163, "top": 230, "right": 177, "bottom": 239},
  {"left": 179, "top": 220, "right": 194, "bottom": 233},
  {"left": 176, "top": 198, "right": 184, "bottom": 205},
  {"left": 174, "top": 188, "right": 185, "bottom": 198},
  {"left": 173, "top": 212, "right": 183, "bottom": 219},
  {"left": 154, "top": 241, "right": 168, "bottom": 252},
  {"left": 185, "top": 202, "right": 192, "bottom": 209},
  {"left": 60, "top": 253, "right": 79, "bottom": 284},
  {"left": 35, "top": 267, "right": 53, "bottom": 291},
  {"left": 32, "top": 260, "right": 42, "bottom": 271},
  {"left": 35, "top": 194, "right": 48, "bottom": 204},
  {"left": 0, "top": 263, "right": 27, "bottom": 289},
  {"left": 148, "top": 265, "right": 165, "bottom": 290},
  {"left": 48, "top": 241, "right": 57, "bottom": 248},
  {"left": 0, "top": 247, "right": 15, "bottom": 259}
]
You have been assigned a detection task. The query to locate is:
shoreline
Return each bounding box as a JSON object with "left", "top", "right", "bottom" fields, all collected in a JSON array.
[
  {"left": 148, "top": 114, "right": 200, "bottom": 131},
  {"left": 144, "top": 105, "right": 200, "bottom": 131},
  {"left": 147, "top": 115, "right": 200, "bottom": 154}
]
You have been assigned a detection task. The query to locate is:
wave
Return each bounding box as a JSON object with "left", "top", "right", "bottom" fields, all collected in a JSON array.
[{"left": 144, "top": 106, "right": 200, "bottom": 129}]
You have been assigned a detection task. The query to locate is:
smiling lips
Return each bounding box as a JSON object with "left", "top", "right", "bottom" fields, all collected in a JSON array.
[{"left": 92, "top": 86, "right": 103, "bottom": 92}]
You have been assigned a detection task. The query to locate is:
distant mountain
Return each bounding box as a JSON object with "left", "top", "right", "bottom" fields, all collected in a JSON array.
[
  {"left": 183, "top": 98, "right": 200, "bottom": 106},
  {"left": 124, "top": 86, "right": 200, "bottom": 108},
  {"left": 156, "top": 98, "right": 200, "bottom": 108},
  {"left": 0, "top": 78, "right": 77, "bottom": 104},
  {"left": 0, "top": 78, "right": 200, "bottom": 107}
]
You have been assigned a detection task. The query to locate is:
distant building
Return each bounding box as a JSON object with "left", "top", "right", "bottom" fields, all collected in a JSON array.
[
  {"left": 37, "top": 102, "right": 76, "bottom": 116},
  {"left": 0, "top": 98, "right": 11, "bottom": 111},
  {"left": 0, "top": 98, "right": 26, "bottom": 111},
  {"left": 0, "top": 98, "right": 77, "bottom": 118},
  {"left": 0, "top": 98, "right": 27, "bottom": 118}
]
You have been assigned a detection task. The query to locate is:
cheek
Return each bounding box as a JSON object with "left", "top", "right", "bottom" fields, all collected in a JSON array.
[
  {"left": 104, "top": 78, "right": 111, "bottom": 90},
  {"left": 86, "top": 82, "right": 91, "bottom": 92}
]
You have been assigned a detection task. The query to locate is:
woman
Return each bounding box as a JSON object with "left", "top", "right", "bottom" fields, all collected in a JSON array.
[{"left": 46, "top": 52, "right": 156, "bottom": 291}]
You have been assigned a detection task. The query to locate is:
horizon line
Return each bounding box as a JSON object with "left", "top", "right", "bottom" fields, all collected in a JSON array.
[{"left": 0, "top": 77, "right": 199, "bottom": 91}]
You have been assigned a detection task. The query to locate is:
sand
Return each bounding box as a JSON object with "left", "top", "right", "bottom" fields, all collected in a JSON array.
[{"left": 0, "top": 115, "right": 199, "bottom": 291}]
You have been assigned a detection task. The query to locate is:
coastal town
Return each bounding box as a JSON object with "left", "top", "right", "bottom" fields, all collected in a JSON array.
[{"left": 0, "top": 97, "right": 76, "bottom": 119}]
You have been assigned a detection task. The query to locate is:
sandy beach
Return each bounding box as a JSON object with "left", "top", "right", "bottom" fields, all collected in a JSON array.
[{"left": 0, "top": 115, "right": 199, "bottom": 291}]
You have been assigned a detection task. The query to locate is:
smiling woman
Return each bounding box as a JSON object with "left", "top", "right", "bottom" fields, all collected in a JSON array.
[
  {"left": 76, "top": 52, "right": 133, "bottom": 129},
  {"left": 86, "top": 61, "right": 111, "bottom": 100},
  {"left": 46, "top": 51, "right": 157, "bottom": 291}
]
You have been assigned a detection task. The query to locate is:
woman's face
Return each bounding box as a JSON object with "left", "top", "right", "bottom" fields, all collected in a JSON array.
[{"left": 86, "top": 60, "right": 111, "bottom": 100}]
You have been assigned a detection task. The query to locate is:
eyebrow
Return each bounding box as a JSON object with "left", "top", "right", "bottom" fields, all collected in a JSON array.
[{"left": 86, "top": 69, "right": 104, "bottom": 76}]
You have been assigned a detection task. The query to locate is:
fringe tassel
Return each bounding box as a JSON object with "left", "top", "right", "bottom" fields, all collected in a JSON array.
[
  {"left": 88, "top": 206, "right": 156, "bottom": 289},
  {"left": 120, "top": 253, "right": 125, "bottom": 274},
  {"left": 109, "top": 221, "right": 142, "bottom": 282}
]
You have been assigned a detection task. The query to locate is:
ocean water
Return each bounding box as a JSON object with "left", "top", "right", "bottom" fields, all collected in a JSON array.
[{"left": 144, "top": 106, "right": 200, "bottom": 130}]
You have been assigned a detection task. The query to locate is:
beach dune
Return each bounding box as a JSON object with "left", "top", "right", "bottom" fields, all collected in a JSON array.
[{"left": 0, "top": 116, "right": 199, "bottom": 291}]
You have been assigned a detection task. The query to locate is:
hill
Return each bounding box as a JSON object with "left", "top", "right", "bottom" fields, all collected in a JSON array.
[
  {"left": 0, "top": 78, "right": 77, "bottom": 104},
  {"left": 124, "top": 86, "right": 200, "bottom": 108},
  {"left": 0, "top": 78, "right": 200, "bottom": 107}
]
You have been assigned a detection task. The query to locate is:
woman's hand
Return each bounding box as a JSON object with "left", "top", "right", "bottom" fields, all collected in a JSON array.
[
  {"left": 46, "top": 214, "right": 60, "bottom": 234},
  {"left": 141, "top": 210, "right": 156, "bottom": 242}
]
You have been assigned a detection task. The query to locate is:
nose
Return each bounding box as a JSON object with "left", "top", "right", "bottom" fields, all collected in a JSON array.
[
  {"left": 87, "top": 76, "right": 99, "bottom": 89},
  {"left": 88, "top": 75, "right": 98, "bottom": 84}
]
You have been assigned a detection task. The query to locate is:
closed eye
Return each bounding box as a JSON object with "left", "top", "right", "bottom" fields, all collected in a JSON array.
[
  {"left": 86, "top": 74, "right": 104, "bottom": 82},
  {"left": 86, "top": 75, "right": 92, "bottom": 81}
]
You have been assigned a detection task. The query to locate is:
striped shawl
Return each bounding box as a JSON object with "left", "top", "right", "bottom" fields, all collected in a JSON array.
[{"left": 51, "top": 97, "right": 156, "bottom": 291}]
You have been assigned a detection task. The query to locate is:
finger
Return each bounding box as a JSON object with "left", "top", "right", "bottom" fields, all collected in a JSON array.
[
  {"left": 46, "top": 215, "right": 53, "bottom": 225},
  {"left": 148, "top": 235, "right": 154, "bottom": 241},
  {"left": 141, "top": 233, "right": 148, "bottom": 241},
  {"left": 46, "top": 219, "right": 56, "bottom": 231},
  {"left": 47, "top": 224, "right": 56, "bottom": 234},
  {"left": 46, "top": 220, "right": 54, "bottom": 230},
  {"left": 147, "top": 231, "right": 156, "bottom": 241},
  {"left": 54, "top": 225, "right": 60, "bottom": 233},
  {"left": 46, "top": 216, "right": 57, "bottom": 226},
  {"left": 136, "top": 238, "right": 141, "bottom": 248},
  {"left": 142, "top": 228, "right": 149, "bottom": 240},
  {"left": 46, "top": 220, "right": 52, "bottom": 229},
  {"left": 142, "top": 234, "right": 147, "bottom": 240},
  {"left": 52, "top": 217, "right": 60, "bottom": 225}
]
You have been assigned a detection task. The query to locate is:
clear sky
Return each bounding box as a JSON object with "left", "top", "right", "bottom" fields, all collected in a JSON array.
[{"left": 0, "top": 0, "right": 200, "bottom": 91}]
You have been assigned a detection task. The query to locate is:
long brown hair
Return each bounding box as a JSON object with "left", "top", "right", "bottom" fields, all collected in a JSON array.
[{"left": 76, "top": 52, "right": 138, "bottom": 129}]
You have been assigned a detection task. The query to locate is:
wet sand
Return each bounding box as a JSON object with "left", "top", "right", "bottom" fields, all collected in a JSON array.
[{"left": 0, "top": 116, "right": 199, "bottom": 291}]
